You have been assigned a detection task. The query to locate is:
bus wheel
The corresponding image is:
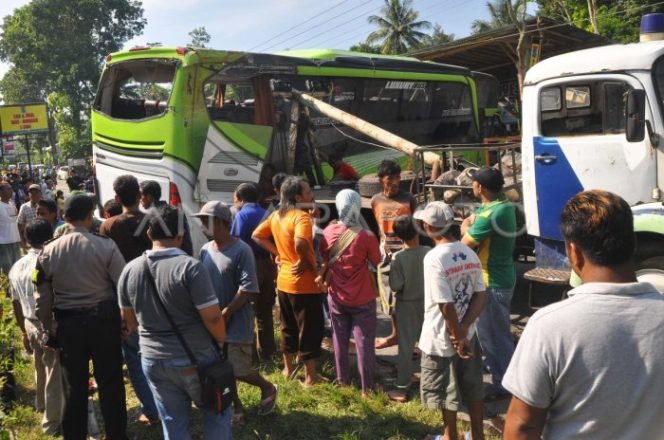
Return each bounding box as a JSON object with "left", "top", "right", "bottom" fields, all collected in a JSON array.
[{"left": 635, "top": 256, "right": 664, "bottom": 294}]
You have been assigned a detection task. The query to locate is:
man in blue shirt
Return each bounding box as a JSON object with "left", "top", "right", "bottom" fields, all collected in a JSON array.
[
  {"left": 231, "top": 183, "right": 277, "bottom": 360},
  {"left": 197, "top": 201, "right": 278, "bottom": 421}
]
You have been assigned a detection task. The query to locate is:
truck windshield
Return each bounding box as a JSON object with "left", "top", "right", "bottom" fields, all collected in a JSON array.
[{"left": 655, "top": 57, "right": 664, "bottom": 123}]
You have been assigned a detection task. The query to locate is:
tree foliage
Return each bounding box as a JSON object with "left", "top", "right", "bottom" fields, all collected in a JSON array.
[
  {"left": 348, "top": 42, "right": 382, "bottom": 53},
  {"left": 366, "top": 0, "right": 431, "bottom": 54},
  {"left": 536, "top": 0, "right": 662, "bottom": 42},
  {"left": 418, "top": 24, "right": 455, "bottom": 48},
  {"left": 0, "top": 0, "right": 146, "bottom": 159},
  {"left": 189, "top": 26, "right": 211, "bottom": 48},
  {"left": 471, "top": 0, "right": 529, "bottom": 34}
]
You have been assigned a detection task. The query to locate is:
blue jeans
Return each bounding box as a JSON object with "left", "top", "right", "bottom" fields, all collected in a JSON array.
[
  {"left": 123, "top": 334, "right": 158, "bottom": 420},
  {"left": 141, "top": 351, "right": 232, "bottom": 440},
  {"left": 477, "top": 287, "right": 515, "bottom": 392}
]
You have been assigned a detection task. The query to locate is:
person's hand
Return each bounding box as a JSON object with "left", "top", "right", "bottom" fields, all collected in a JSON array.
[
  {"left": 291, "top": 258, "right": 311, "bottom": 276},
  {"left": 462, "top": 214, "right": 476, "bottom": 227},
  {"left": 449, "top": 323, "right": 469, "bottom": 347},
  {"left": 22, "top": 333, "right": 33, "bottom": 355},
  {"left": 455, "top": 339, "right": 474, "bottom": 360},
  {"left": 274, "top": 255, "right": 282, "bottom": 270},
  {"left": 120, "top": 320, "right": 131, "bottom": 340},
  {"left": 221, "top": 307, "right": 230, "bottom": 323},
  {"left": 315, "top": 275, "right": 327, "bottom": 292}
]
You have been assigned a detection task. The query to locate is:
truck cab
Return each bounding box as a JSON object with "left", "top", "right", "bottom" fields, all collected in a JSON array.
[{"left": 521, "top": 18, "right": 664, "bottom": 291}]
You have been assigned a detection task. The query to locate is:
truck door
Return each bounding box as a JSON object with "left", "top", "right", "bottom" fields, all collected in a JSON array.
[{"left": 528, "top": 76, "right": 656, "bottom": 241}]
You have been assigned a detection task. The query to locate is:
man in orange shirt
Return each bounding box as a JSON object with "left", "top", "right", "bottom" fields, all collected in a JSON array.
[{"left": 253, "top": 176, "right": 324, "bottom": 387}]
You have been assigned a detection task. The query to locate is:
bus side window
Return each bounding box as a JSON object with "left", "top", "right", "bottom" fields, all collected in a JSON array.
[{"left": 204, "top": 78, "right": 273, "bottom": 126}]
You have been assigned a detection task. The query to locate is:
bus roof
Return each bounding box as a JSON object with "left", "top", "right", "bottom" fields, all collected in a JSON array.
[
  {"left": 105, "top": 46, "right": 470, "bottom": 76},
  {"left": 525, "top": 40, "right": 664, "bottom": 86}
]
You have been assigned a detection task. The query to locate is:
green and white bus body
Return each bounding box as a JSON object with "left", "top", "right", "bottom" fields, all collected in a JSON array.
[{"left": 92, "top": 47, "right": 482, "bottom": 250}]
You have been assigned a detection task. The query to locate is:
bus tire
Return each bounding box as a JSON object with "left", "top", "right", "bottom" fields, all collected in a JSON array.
[{"left": 635, "top": 256, "right": 664, "bottom": 294}]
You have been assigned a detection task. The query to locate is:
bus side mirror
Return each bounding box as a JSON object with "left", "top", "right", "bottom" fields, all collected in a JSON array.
[{"left": 626, "top": 89, "right": 646, "bottom": 143}]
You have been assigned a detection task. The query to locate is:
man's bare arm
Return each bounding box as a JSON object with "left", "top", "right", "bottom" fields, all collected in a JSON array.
[
  {"left": 222, "top": 290, "right": 257, "bottom": 321},
  {"left": 504, "top": 396, "right": 548, "bottom": 440},
  {"left": 199, "top": 304, "right": 226, "bottom": 345},
  {"left": 253, "top": 237, "right": 278, "bottom": 257}
]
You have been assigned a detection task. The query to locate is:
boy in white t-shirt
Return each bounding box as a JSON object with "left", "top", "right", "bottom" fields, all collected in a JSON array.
[{"left": 414, "top": 202, "right": 488, "bottom": 440}]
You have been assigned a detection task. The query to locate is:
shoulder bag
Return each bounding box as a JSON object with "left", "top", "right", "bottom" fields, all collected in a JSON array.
[
  {"left": 142, "top": 256, "right": 235, "bottom": 414},
  {"left": 318, "top": 226, "right": 361, "bottom": 291}
]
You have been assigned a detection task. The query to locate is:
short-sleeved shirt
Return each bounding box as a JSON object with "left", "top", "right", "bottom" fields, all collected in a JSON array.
[
  {"left": 0, "top": 201, "right": 20, "bottom": 244},
  {"left": 334, "top": 162, "right": 358, "bottom": 180},
  {"left": 17, "top": 202, "right": 38, "bottom": 226},
  {"left": 371, "top": 191, "right": 416, "bottom": 254},
  {"left": 503, "top": 281, "right": 664, "bottom": 440},
  {"left": 389, "top": 245, "right": 431, "bottom": 302},
  {"left": 252, "top": 209, "right": 318, "bottom": 294},
  {"left": 200, "top": 239, "right": 259, "bottom": 344},
  {"left": 118, "top": 248, "right": 220, "bottom": 359},
  {"left": 36, "top": 227, "right": 126, "bottom": 310},
  {"left": 418, "top": 241, "right": 485, "bottom": 358},
  {"left": 99, "top": 211, "right": 152, "bottom": 262},
  {"left": 9, "top": 249, "right": 39, "bottom": 325},
  {"left": 230, "top": 202, "right": 268, "bottom": 258},
  {"left": 320, "top": 223, "right": 381, "bottom": 307},
  {"left": 466, "top": 197, "right": 516, "bottom": 289}
]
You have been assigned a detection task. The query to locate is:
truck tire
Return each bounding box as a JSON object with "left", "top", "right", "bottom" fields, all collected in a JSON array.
[{"left": 635, "top": 256, "right": 664, "bottom": 294}]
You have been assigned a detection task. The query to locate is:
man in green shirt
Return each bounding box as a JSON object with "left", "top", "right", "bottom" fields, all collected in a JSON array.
[{"left": 461, "top": 166, "right": 516, "bottom": 398}]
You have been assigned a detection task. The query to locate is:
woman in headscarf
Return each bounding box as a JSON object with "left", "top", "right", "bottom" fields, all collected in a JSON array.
[{"left": 318, "top": 189, "right": 381, "bottom": 397}]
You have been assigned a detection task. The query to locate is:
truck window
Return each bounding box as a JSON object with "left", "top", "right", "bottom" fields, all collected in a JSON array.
[
  {"left": 540, "top": 81, "right": 629, "bottom": 137},
  {"left": 94, "top": 59, "right": 177, "bottom": 120}
]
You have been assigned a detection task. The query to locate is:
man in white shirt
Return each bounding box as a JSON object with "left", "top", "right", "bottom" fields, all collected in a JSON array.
[
  {"left": 18, "top": 183, "right": 42, "bottom": 251},
  {"left": 503, "top": 190, "right": 664, "bottom": 440},
  {"left": 0, "top": 182, "right": 21, "bottom": 273},
  {"left": 10, "top": 218, "right": 63, "bottom": 435},
  {"left": 415, "top": 202, "right": 488, "bottom": 440}
]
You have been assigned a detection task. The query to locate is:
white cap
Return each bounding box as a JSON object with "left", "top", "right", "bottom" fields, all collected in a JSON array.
[{"left": 413, "top": 201, "right": 455, "bottom": 228}]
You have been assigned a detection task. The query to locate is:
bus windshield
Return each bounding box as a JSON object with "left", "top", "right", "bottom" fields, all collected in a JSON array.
[{"left": 94, "top": 59, "right": 178, "bottom": 120}]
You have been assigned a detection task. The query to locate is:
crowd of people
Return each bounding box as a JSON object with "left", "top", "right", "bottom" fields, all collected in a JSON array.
[{"left": 2, "top": 158, "right": 664, "bottom": 440}]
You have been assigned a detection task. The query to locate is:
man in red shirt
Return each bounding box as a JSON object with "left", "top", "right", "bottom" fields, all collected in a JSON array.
[{"left": 329, "top": 155, "right": 359, "bottom": 181}]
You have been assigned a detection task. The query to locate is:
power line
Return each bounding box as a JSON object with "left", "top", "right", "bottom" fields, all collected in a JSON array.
[
  {"left": 326, "top": 0, "right": 473, "bottom": 50},
  {"left": 303, "top": 0, "right": 443, "bottom": 49},
  {"left": 248, "top": 0, "right": 354, "bottom": 52},
  {"left": 290, "top": 3, "right": 381, "bottom": 49},
  {"left": 260, "top": 0, "right": 376, "bottom": 52}
]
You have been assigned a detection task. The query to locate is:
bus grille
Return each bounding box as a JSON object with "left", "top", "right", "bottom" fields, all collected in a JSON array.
[
  {"left": 209, "top": 151, "right": 258, "bottom": 166},
  {"left": 207, "top": 179, "right": 248, "bottom": 193}
]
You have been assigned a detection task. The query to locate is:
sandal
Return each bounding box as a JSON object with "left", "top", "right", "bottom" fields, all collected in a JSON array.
[
  {"left": 257, "top": 385, "right": 278, "bottom": 416},
  {"left": 387, "top": 389, "right": 408, "bottom": 403}
]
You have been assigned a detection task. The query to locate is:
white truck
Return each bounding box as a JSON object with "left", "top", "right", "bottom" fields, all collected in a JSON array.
[{"left": 521, "top": 13, "right": 664, "bottom": 291}]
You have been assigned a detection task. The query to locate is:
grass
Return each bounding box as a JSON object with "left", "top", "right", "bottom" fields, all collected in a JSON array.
[{"left": 3, "top": 348, "right": 503, "bottom": 440}]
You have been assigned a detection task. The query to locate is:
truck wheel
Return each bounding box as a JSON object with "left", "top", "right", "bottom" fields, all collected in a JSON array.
[{"left": 635, "top": 256, "right": 664, "bottom": 294}]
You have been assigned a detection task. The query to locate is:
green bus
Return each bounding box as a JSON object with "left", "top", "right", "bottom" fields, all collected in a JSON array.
[{"left": 92, "top": 46, "right": 483, "bottom": 248}]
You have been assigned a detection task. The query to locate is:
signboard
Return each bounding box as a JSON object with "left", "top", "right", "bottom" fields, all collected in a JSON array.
[{"left": 0, "top": 103, "right": 49, "bottom": 136}]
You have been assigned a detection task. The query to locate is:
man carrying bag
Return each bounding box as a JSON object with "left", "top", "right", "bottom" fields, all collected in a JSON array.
[{"left": 117, "top": 205, "right": 233, "bottom": 440}]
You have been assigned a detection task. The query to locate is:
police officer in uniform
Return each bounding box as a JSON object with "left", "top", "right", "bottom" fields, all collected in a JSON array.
[{"left": 34, "top": 194, "right": 128, "bottom": 440}]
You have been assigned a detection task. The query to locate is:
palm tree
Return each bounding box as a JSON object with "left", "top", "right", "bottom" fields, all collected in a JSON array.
[
  {"left": 471, "top": 0, "right": 528, "bottom": 34},
  {"left": 366, "top": 0, "right": 431, "bottom": 55}
]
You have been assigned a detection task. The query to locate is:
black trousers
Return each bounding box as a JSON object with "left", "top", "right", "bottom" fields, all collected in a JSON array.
[
  {"left": 278, "top": 291, "right": 324, "bottom": 362},
  {"left": 57, "top": 313, "right": 127, "bottom": 440}
]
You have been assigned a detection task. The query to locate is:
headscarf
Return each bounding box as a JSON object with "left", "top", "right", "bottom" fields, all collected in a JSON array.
[{"left": 335, "top": 189, "right": 368, "bottom": 229}]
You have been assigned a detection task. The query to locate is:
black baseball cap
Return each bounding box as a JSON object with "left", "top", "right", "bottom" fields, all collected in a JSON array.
[{"left": 470, "top": 166, "right": 505, "bottom": 193}]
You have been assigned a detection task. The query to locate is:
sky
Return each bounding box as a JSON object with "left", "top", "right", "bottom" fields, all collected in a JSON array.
[{"left": 0, "top": 0, "right": 496, "bottom": 80}]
